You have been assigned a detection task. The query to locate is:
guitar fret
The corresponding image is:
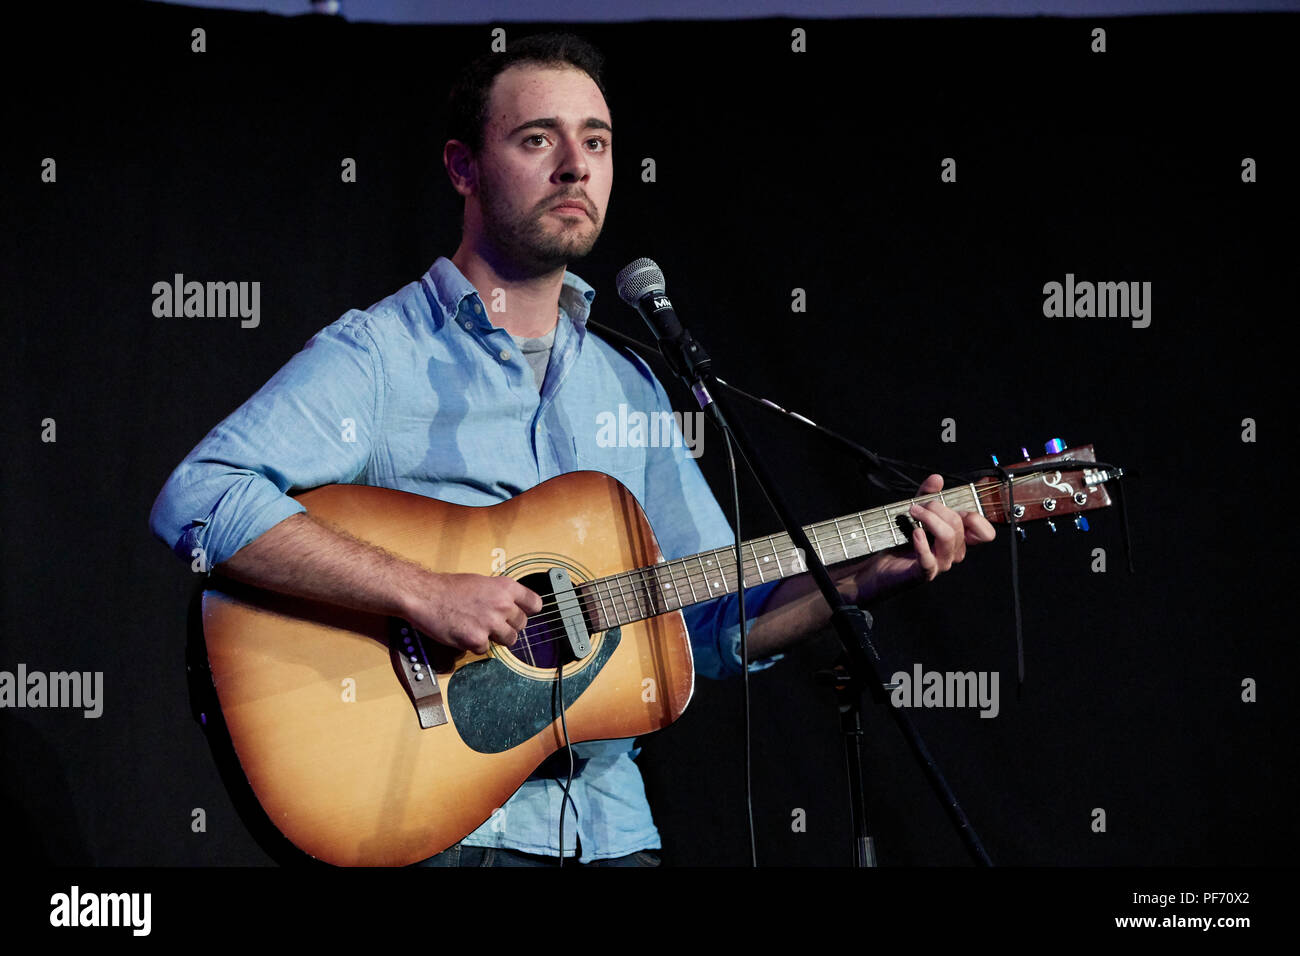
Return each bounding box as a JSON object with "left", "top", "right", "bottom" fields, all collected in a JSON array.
[
  {"left": 586, "top": 583, "right": 607, "bottom": 631},
  {"left": 631, "top": 567, "right": 650, "bottom": 619},
  {"left": 856, "top": 512, "right": 872, "bottom": 555},
  {"left": 589, "top": 577, "right": 611, "bottom": 628},
  {"left": 713, "top": 549, "right": 728, "bottom": 593},
  {"left": 656, "top": 562, "right": 676, "bottom": 612},
  {"left": 631, "top": 571, "right": 646, "bottom": 620},
  {"left": 674, "top": 559, "right": 692, "bottom": 608},
  {"left": 749, "top": 541, "right": 764, "bottom": 584},
  {"left": 620, "top": 572, "right": 638, "bottom": 624},
  {"left": 717, "top": 547, "right": 740, "bottom": 593},
  {"left": 622, "top": 571, "right": 637, "bottom": 622},
  {"left": 602, "top": 576, "right": 624, "bottom": 628},
  {"left": 698, "top": 554, "right": 715, "bottom": 595},
  {"left": 634, "top": 570, "right": 649, "bottom": 619},
  {"left": 681, "top": 558, "right": 700, "bottom": 604},
  {"left": 595, "top": 575, "right": 614, "bottom": 627},
  {"left": 602, "top": 573, "right": 625, "bottom": 627},
  {"left": 645, "top": 566, "right": 660, "bottom": 616},
  {"left": 832, "top": 518, "right": 848, "bottom": 561},
  {"left": 647, "top": 568, "right": 661, "bottom": 615}
]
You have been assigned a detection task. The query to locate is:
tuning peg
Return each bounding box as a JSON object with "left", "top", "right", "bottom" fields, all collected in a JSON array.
[
  {"left": 1045, "top": 519, "right": 1057, "bottom": 533},
  {"left": 1021, "top": 447, "right": 1031, "bottom": 461},
  {"left": 990, "top": 453, "right": 1000, "bottom": 466},
  {"left": 1074, "top": 515, "right": 1090, "bottom": 531},
  {"left": 1016, "top": 526, "right": 1027, "bottom": 541},
  {"left": 1045, "top": 438, "right": 1066, "bottom": 454}
]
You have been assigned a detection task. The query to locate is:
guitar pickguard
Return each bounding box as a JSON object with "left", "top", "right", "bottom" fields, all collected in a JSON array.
[{"left": 447, "top": 627, "right": 622, "bottom": 754}]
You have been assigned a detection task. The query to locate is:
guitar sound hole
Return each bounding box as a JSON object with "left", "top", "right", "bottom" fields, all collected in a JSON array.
[{"left": 507, "top": 571, "right": 570, "bottom": 670}]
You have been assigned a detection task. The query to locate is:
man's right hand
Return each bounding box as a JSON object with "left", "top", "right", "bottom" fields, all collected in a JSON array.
[
  {"left": 403, "top": 573, "right": 544, "bottom": 655},
  {"left": 217, "top": 513, "right": 544, "bottom": 658}
]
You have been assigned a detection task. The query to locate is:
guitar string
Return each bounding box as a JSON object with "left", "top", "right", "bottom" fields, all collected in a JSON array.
[
  {"left": 496, "top": 474, "right": 1095, "bottom": 653},
  {"left": 506, "top": 475, "right": 1086, "bottom": 645},
  {"left": 506, "top": 482, "right": 981, "bottom": 647},
  {"left": 508, "top": 476, "right": 1090, "bottom": 649}
]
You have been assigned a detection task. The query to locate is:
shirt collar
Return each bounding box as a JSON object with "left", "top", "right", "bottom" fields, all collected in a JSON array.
[{"left": 426, "top": 256, "right": 597, "bottom": 332}]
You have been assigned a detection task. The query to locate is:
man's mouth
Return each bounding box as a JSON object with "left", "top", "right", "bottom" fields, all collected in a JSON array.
[{"left": 551, "top": 201, "right": 589, "bottom": 217}]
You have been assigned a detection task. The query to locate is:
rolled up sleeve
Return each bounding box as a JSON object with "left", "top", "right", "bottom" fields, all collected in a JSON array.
[
  {"left": 681, "top": 579, "right": 784, "bottom": 680},
  {"left": 148, "top": 311, "right": 385, "bottom": 568}
]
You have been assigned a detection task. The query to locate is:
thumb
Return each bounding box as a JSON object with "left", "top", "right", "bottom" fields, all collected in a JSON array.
[{"left": 917, "top": 473, "right": 944, "bottom": 494}]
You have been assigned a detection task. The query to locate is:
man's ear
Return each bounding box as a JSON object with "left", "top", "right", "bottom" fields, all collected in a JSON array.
[{"left": 443, "top": 140, "right": 477, "bottom": 198}]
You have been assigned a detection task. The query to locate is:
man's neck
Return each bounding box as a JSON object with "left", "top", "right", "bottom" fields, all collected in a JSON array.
[{"left": 451, "top": 243, "right": 567, "bottom": 339}]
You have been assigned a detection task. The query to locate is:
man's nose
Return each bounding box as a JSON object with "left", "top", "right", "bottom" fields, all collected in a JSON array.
[{"left": 553, "top": 136, "right": 589, "bottom": 183}]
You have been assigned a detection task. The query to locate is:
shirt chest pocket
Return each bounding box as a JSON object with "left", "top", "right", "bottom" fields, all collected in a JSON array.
[{"left": 571, "top": 430, "right": 647, "bottom": 497}]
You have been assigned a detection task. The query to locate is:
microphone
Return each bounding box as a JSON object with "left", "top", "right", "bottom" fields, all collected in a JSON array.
[{"left": 615, "top": 257, "right": 712, "bottom": 391}]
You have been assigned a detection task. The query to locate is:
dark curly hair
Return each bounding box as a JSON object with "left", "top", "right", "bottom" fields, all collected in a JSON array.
[{"left": 445, "top": 31, "right": 609, "bottom": 155}]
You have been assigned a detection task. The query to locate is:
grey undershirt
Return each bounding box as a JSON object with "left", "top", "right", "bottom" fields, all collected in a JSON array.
[{"left": 509, "top": 324, "right": 557, "bottom": 391}]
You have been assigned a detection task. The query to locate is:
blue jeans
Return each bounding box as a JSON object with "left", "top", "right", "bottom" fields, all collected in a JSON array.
[{"left": 414, "top": 843, "right": 661, "bottom": 867}]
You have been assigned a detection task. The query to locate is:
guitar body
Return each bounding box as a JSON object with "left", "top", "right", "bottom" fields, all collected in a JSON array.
[{"left": 201, "top": 472, "right": 694, "bottom": 867}]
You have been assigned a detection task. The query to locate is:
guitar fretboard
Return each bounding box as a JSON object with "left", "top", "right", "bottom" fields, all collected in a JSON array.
[{"left": 577, "top": 484, "right": 984, "bottom": 630}]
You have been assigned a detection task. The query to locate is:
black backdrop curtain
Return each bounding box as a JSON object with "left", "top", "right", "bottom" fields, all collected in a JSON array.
[{"left": 2, "top": 3, "right": 1294, "bottom": 868}]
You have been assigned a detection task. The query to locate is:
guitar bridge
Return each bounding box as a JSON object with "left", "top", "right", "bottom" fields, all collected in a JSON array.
[{"left": 390, "top": 619, "right": 448, "bottom": 729}]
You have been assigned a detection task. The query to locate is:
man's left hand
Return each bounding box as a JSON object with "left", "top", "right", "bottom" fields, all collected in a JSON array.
[{"left": 849, "top": 473, "right": 996, "bottom": 603}]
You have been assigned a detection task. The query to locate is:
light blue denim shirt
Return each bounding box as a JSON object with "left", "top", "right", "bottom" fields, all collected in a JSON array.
[{"left": 150, "top": 256, "right": 782, "bottom": 863}]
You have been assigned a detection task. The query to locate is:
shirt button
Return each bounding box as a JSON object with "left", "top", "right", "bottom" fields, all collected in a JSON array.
[
  {"left": 499, "top": 349, "right": 512, "bottom": 361},
  {"left": 473, "top": 303, "right": 483, "bottom": 314},
  {"left": 463, "top": 320, "right": 473, "bottom": 330}
]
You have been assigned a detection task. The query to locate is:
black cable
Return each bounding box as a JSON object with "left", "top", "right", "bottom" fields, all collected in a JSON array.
[
  {"left": 724, "top": 430, "right": 757, "bottom": 867},
  {"left": 995, "top": 464, "right": 1026, "bottom": 695},
  {"left": 555, "top": 660, "right": 576, "bottom": 867},
  {"left": 1114, "top": 475, "right": 1137, "bottom": 574}
]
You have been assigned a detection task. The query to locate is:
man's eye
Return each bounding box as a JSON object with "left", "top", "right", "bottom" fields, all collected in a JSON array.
[
  {"left": 525, "top": 134, "right": 548, "bottom": 146},
  {"left": 587, "top": 137, "right": 609, "bottom": 151}
]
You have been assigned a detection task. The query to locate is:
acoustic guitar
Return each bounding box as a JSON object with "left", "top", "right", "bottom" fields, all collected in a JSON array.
[{"left": 200, "top": 444, "right": 1119, "bottom": 865}]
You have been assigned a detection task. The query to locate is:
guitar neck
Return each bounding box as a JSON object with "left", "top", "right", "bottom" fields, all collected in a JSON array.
[{"left": 579, "top": 484, "right": 986, "bottom": 631}]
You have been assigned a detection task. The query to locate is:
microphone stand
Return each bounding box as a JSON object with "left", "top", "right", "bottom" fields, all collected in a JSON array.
[{"left": 589, "top": 317, "right": 993, "bottom": 867}]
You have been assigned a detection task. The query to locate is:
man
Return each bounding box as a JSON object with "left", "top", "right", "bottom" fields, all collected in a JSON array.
[{"left": 149, "top": 32, "right": 995, "bottom": 866}]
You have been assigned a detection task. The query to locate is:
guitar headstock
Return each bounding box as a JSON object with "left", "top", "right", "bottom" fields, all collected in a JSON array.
[{"left": 975, "top": 443, "right": 1122, "bottom": 530}]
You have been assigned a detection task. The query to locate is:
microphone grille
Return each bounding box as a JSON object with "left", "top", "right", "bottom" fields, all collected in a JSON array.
[{"left": 616, "top": 258, "right": 665, "bottom": 305}]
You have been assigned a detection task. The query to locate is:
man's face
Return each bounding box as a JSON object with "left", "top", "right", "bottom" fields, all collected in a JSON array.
[{"left": 469, "top": 64, "right": 613, "bottom": 276}]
